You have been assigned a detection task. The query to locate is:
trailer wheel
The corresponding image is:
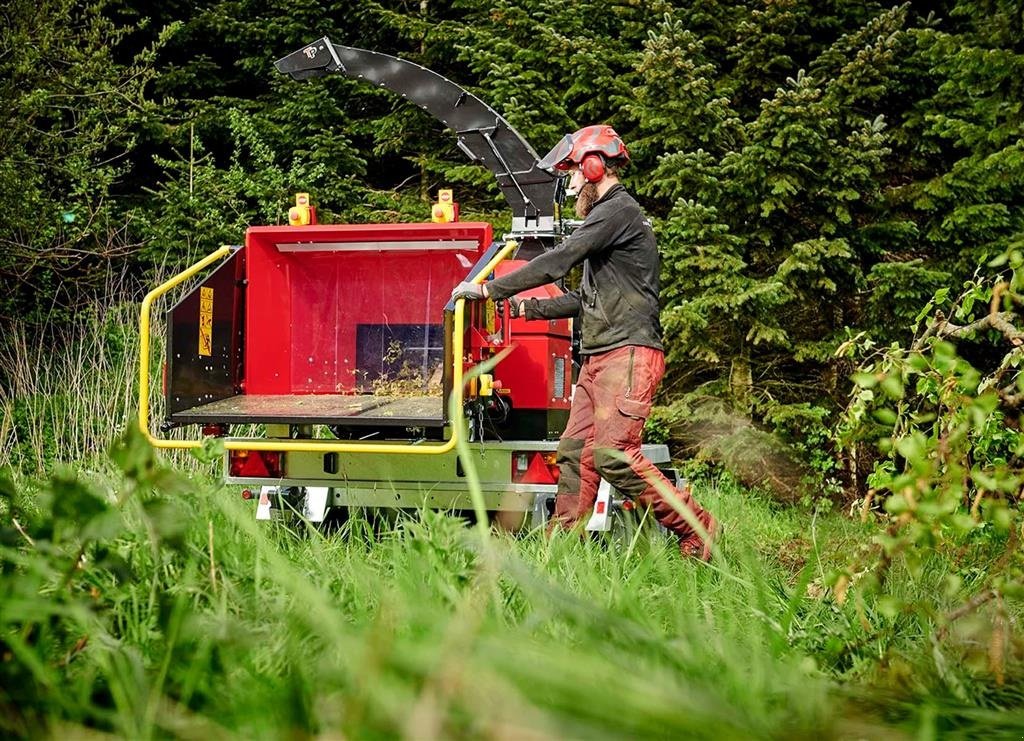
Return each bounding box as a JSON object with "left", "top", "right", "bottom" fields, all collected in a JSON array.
[
  {"left": 272, "top": 487, "right": 349, "bottom": 535},
  {"left": 492, "top": 509, "right": 529, "bottom": 532},
  {"left": 317, "top": 502, "right": 349, "bottom": 535}
]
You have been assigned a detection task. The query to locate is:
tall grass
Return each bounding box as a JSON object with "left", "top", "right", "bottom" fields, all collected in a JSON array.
[
  {"left": 0, "top": 446, "right": 823, "bottom": 737},
  {"left": 3, "top": 275, "right": 1023, "bottom": 738},
  {"left": 0, "top": 285, "right": 140, "bottom": 472},
  {"left": 3, "top": 433, "right": 1023, "bottom": 738},
  {"left": 0, "top": 265, "right": 218, "bottom": 474}
]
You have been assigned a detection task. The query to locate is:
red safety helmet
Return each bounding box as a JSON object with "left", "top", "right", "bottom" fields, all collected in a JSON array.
[{"left": 537, "top": 125, "right": 630, "bottom": 182}]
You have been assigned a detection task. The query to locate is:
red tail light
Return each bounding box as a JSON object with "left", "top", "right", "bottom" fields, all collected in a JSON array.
[
  {"left": 229, "top": 450, "right": 284, "bottom": 478},
  {"left": 512, "top": 451, "right": 559, "bottom": 485}
]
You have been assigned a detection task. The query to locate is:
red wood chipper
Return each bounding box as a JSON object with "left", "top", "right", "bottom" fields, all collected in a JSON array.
[{"left": 138, "top": 37, "right": 678, "bottom": 529}]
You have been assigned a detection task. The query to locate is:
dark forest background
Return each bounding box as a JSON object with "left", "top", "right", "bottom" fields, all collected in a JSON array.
[{"left": 2, "top": 0, "right": 1023, "bottom": 496}]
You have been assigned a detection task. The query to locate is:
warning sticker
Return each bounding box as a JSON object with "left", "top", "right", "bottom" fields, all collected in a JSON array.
[
  {"left": 485, "top": 298, "right": 496, "bottom": 334},
  {"left": 198, "top": 287, "right": 214, "bottom": 356}
]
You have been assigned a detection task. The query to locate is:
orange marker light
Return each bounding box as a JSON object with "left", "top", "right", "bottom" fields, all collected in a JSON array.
[
  {"left": 289, "top": 192, "right": 312, "bottom": 226},
  {"left": 431, "top": 189, "right": 458, "bottom": 223}
]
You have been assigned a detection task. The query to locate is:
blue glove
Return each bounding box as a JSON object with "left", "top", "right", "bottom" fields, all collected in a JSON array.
[{"left": 451, "top": 281, "right": 488, "bottom": 301}]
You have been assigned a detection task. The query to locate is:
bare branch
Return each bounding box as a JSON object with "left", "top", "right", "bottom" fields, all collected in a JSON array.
[
  {"left": 936, "top": 588, "right": 998, "bottom": 641},
  {"left": 998, "top": 386, "right": 1024, "bottom": 411},
  {"left": 914, "top": 310, "right": 1024, "bottom": 351},
  {"left": 985, "top": 346, "right": 1024, "bottom": 390}
]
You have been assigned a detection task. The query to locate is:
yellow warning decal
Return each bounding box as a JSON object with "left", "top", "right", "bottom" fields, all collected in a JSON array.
[
  {"left": 198, "top": 287, "right": 214, "bottom": 356},
  {"left": 485, "top": 299, "right": 496, "bottom": 335}
]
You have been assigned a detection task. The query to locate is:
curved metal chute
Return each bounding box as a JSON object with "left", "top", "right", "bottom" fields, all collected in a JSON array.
[{"left": 275, "top": 37, "right": 558, "bottom": 230}]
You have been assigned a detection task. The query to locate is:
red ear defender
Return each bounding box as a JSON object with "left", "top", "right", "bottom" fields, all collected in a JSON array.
[
  {"left": 537, "top": 125, "right": 630, "bottom": 174},
  {"left": 581, "top": 154, "right": 605, "bottom": 183}
]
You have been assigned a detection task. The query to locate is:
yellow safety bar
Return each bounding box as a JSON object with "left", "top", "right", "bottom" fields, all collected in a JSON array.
[{"left": 138, "top": 239, "right": 518, "bottom": 454}]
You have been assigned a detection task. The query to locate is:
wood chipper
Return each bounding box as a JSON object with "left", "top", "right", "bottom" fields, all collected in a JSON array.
[{"left": 137, "top": 37, "right": 677, "bottom": 529}]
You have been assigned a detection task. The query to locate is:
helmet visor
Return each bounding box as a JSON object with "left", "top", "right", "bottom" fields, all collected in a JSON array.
[{"left": 536, "top": 134, "right": 575, "bottom": 172}]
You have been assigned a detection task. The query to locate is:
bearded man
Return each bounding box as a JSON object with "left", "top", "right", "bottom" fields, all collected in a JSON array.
[{"left": 452, "top": 125, "right": 718, "bottom": 560}]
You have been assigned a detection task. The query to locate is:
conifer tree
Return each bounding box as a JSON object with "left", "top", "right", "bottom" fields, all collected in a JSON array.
[
  {"left": 0, "top": 0, "right": 161, "bottom": 320},
  {"left": 6, "top": 0, "right": 1024, "bottom": 492}
]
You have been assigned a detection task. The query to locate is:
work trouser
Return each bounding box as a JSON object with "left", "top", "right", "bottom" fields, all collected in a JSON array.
[{"left": 552, "top": 345, "right": 712, "bottom": 544}]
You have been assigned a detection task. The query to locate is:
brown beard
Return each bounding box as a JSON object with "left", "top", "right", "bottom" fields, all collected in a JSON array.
[{"left": 574, "top": 182, "right": 599, "bottom": 219}]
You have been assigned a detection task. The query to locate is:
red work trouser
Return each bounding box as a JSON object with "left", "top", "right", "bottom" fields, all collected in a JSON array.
[{"left": 552, "top": 345, "right": 713, "bottom": 546}]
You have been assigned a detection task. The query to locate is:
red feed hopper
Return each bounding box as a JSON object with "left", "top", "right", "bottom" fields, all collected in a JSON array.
[
  {"left": 165, "top": 222, "right": 493, "bottom": 432},
  {"left": 244, "top": 222, "right": 492, "bottom": 394}
]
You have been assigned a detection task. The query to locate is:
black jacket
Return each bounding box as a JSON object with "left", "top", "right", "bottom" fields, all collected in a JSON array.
[{"left": 486, "top": 184, "right": 663, "bottom": 355}]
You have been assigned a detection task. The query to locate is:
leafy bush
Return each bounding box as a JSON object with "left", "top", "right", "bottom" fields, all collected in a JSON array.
[{"left": 834, "top": 248, "right": 1024, "bottom": 682}]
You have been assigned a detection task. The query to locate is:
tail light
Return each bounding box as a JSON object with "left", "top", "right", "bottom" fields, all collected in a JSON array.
[
  {"left": 229, "top": 450, "right": 284, "bottom": 478},
  {"left": 512, "top": 451, "right": 559, "bottom": 485}
]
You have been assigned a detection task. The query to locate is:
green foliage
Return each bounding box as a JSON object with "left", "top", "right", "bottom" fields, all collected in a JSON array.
[
  {"left": 835, "top": 248, "right": 1024, "bottom": 657},
  {"left": 624, "top": 2, "right": 1023, "bottom": 495},
  {"left": 4, "top": 433, "right": 1024, "bottom": 736},
  {"left": 133, "top": 109, "right": 362, "bottom": 262},
  {"left": 0, "top": 0, "right": 166, "bottom": 320},
  {"left": 652, "top": 8, "right": 902, "bottom": 408},
  {"left": 5, "top": 2, "right": 1024, "bottom": 484},
  {"left": 0, "top": 430, "right": 193, "bottom": 735}
]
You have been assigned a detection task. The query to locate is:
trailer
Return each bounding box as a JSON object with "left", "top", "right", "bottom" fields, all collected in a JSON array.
[{"left": 137, "top": 38, "right": 677, "bottom": 529}]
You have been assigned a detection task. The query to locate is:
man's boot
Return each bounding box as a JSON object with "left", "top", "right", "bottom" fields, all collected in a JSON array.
[
  {"left": 679, "top": 513, "right": 719, "bottom": 561},
  {"left": 637, "top": 484, "right": 717, "bottom": 561}
]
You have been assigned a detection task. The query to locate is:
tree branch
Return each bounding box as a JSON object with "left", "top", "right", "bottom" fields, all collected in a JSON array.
[
  {"left": 935, "top": 588, "right": 999, "bottom": 641},
  {"left": 914, "top": 310, "right": 1024, "bottom": 351}
]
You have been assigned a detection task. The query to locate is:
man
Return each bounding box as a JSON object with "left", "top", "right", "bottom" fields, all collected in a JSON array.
[{"left": 452, "top": 125, "right": 718, "bottom": 560}]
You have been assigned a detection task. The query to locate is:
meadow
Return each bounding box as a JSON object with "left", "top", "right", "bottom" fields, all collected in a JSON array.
[
  {"left": 4, "top": 441, "right": 1023, "bottom": 739},
  {"left": 2, "top": 303, "right": 1022, "bottom": 739}
]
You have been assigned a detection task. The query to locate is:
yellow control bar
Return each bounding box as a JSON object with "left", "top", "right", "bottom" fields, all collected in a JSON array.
[{"left": 138, "top": 239, "right": 518, "bottom": 454}]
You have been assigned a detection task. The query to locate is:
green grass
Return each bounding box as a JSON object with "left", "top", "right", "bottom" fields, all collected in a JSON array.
[
  {"left": 3, "top": 431, "right": 1023, "bottom": 739},
  {"left": 2, "top": 304, "right": 1023, "bottom": 738}
]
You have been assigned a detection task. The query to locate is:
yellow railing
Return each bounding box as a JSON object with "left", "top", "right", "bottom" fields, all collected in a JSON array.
[{"left": 138, "top": 239, "right": 518, "bottom": 454}]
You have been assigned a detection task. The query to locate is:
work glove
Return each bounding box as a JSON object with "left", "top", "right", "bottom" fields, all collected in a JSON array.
[
  {"left": 451, "top": 281, "right": 488, "bottom": 301},
  {"left": 507, "top": 296, "right": 528, "bottom": 318}
]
